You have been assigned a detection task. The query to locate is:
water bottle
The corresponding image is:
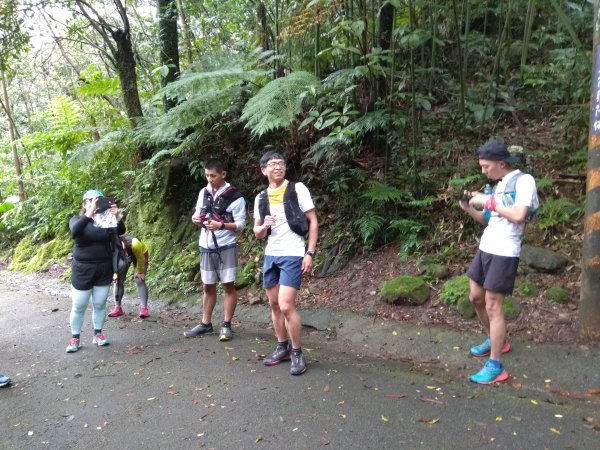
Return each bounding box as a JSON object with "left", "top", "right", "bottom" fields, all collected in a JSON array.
[{"left": 483, "top": 184, "right": 493, "bottom": 196}]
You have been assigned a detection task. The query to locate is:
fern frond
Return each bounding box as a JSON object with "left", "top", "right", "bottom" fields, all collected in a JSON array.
[
  {"left": 356, "top": 213, "right": 385, "bottom": 244},
  {"left": 241, "top": 71, "right": 321, "bottom": 136},
  {"left": 347, "top": 109, "right": 394, "bottom": 136},
  {"left": 48, "top": 96, "right": 83, "bottom": 132},
  {"left": 363, "top": 181, "right": 403, "bottom": 203},
  {"left": 70, "top": 130, "right": 133, "bottom": 165}
]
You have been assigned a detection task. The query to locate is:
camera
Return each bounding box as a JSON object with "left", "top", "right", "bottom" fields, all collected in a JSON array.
[
  {"left": 96, "top": 196, "right": 115, "bottom": 213},
  {"left": 460, "top": 192, "right": 473, "bottom": 203}
]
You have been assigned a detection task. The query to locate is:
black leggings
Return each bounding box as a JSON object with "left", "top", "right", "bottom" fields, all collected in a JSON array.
[{"left": 114, "top": 258, "right": 148, "bottom": 307}]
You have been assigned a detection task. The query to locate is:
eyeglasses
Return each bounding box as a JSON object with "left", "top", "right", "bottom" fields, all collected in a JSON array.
[{"left": 266, "top": 161, "right": 286, "bottom": 169}]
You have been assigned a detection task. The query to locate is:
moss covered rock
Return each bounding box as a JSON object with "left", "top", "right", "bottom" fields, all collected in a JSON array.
[
  {"left": 545, "top": 286, "right": 570, "bottom": 304},
  {"left": 440, "top": 275, "right": 474, "bottom": 318},
  {"left": 379, "top": 275, "right": 430, "bottom": 305},
  {"left": 517, "top": 282, "right": 537, "bottom": 298},
  {"left": 9, "top": 237, "right": 71, "bottom": 272},
  {"left": 455, "top": 297, "right": 475, "bottom": 318},
  {"left": 503, "top": 297, "right": 521, "bottom": 319},
  {"left": 424, "top": 263, "right": 449, "bottom": 280}
]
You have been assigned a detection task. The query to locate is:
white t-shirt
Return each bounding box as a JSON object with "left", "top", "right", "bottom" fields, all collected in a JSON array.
[
  {"left": 253, "top": 180, "right": 315, "bottom": 257},
  {"left": 479, "top": 170, "right": 537, "bottom": 257}
]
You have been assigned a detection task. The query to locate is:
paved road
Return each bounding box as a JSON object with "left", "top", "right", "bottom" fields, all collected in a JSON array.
[{"left": 0, "top": 282, "right": 598, "bottom": 449}]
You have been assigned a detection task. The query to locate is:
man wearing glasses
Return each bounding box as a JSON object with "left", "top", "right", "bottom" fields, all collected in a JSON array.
[{"left": 253, "top": 149, "right": 318, "bottom": 375}]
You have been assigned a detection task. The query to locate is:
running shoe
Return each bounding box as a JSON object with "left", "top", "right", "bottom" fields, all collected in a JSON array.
[
  {"left": 0, "top": 373, "right": 12, "bottom": 388},
  {"left": 290, "top": 350, "right": 307, "bottom": 376},
  {"left": 263, "top": 342, "right": 292, "bottom": 366},
  {"left": 66, "top": 337, "right": 80, "bottom": 353},
  {"left": 92, "top": 334, "right": 110, "bottom": 346},
  {"left": 139, "top": 306, "right": 150, "bottom": 318},
  {"left": 470, "top": 337, "right": 511, "bottom": 357},
  {"left": 108, "top": 306, "right": 124, "bottom": 317},
  {"left": 469, "top": 360, "right": 509, "bottom": 384},
  {"left": 219, "top": 325, "right": 233, "bottom": 341},
  {"left": 184, "top": 323, "right": 213, "bottom": 337}
]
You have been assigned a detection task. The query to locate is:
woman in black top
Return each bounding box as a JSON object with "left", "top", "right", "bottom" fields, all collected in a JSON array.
[{"left": 66, "top": 190, "right": 125, "bottom": 353}]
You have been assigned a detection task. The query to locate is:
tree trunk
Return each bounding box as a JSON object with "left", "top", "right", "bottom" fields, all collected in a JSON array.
[
  {"left": 580, "top": 0, "right": 600, "bottom": 340},
  {"left": 175, "top": 0, "right": 194, "bottom": 65},
  {"left": 75, "top": 0, "right": 148, "bottom": 160},
  {"left": 1, "top": 71, "right": 25, "bottom": 201},
  {"left": 158, "top": 0, "right": 180, "bottom": 112}
]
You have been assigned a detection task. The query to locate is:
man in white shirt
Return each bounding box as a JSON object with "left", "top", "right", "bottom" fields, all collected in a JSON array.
[
  {"left": 253, "top": 149, "right": 318, "bottom": 376},
  {"left": 459, "top": 139, "right": 538, "bottom": 384}
]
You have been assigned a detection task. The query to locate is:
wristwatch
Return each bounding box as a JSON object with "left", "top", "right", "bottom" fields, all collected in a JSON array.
[{"left": 305, "top": 250, "right": 316, "bottom": 258}]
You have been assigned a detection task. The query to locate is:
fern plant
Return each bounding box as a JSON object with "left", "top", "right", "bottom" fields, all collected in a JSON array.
[{"left": 241, "top": 71, "right": 320, "bottom": 136}]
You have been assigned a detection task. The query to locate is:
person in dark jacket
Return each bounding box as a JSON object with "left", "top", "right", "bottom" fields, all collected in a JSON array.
[{"left": 66, "top": 190, "right": 125, "bottom": 353}]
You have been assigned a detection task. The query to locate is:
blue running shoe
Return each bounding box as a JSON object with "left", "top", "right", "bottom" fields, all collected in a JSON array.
[
  {"left": 469, "top": 360, "right": 509, "bottom": 384},
  {"left": 0, "top": 373, "right": 11, "bottom": 388},
  {"left": 470, "top": 337, "right": 511, "bottom": 357}
]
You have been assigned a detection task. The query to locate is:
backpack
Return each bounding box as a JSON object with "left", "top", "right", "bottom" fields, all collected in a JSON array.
[
  {"left": 257, "top": 181, "right": 309, "bottom": 237},
  {"left": 201, "top": 185, "right": 243, "bottom": 224},
  {"left": 484, "top": 171, "right": 540, "bottom": 223}
]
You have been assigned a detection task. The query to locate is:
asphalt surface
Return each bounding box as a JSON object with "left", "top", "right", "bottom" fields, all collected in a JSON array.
[{"left": 0, "top": 280, "right": 599, "bottom": 449}]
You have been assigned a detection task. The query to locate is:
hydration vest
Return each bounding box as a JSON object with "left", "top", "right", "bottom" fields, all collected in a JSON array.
[
  {"left": 257, "top": 182, "right": 309, "bottom": 237},
  {"left": 201, "top": 185, "right": 243, "bottom": 223},
  {"left": 484, "top": 171, "right": 540, "bottom": 223}
]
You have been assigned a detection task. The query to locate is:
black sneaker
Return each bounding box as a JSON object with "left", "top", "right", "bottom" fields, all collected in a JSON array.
[
  {"left": 263, "top": 342, "right": 292, "bottom": 366},
  {"left": 184, "top": 323, "right": 213, "bottom": 337},
  {"left": 290, "top": 350, "right": 307, "bottom": 376}
]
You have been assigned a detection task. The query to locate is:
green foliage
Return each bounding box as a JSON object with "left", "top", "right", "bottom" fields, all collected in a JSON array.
[
  {"left": 503, "top": 297, "right": 521, "bottom": 320},
  {"left": 355, "top": 213, "right": 384, "bottom": 245},
  {"left": 241, "top": 71, "right": 321, "bottom": 136},
  {"left": 440, "top": 275, "right": 474, "bottom": 318},
  {"left": 0, "top": 1, "right": 29, "bottom": 70},
  {"left": 545, "top": 286, "right": 570, "bottom": 305},
  {"left": 536, "top": 197, "right": 583, "bottom": 231},
  {"left": 440, "top": 275, "right": 470, "bottom": 308},
  {"left": 363, "top": 181, "right": 403, "bottom": 203},
  {"left": 389, "top": 219, "right": 427, "bottom": 259},
  {"left": 518, "top": 282, "right": 537, "bottom": 297}
]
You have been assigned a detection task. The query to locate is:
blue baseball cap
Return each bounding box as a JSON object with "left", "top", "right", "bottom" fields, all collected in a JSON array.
[
  {"left": 477, "top": 139, "right": 519, "bottom": 165},
  {"left": 82, "top": 189, "right": 104, "bottom": 200}
]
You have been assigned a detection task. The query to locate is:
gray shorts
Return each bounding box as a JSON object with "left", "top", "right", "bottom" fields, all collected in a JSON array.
[
  {"left": 466, "top": 249, "right": 519, "bottom": 295},
  {"left": 200, "top": 246, "right": 238, "bottom": 285}
]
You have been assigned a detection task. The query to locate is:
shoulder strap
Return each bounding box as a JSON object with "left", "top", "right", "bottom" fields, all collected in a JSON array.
[
  {"left": 500, "top": 171, "right": 524, "bottom": 194},
  {"left": 258, "top": 189, "right": 270, "bottom": 221}
]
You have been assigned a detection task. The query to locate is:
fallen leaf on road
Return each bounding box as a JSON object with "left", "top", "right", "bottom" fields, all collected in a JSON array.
[
  {"left": 530, "top": 400, "right": 539, "bottom": 405},
  {"left": 417, "top": 418, "right": 439, "bottom": 424},
  {"left": 381, "top": 415, "right": 388, "bottom": 422},
  {"left": 147, "top": 397, "right": 156, "bottom": 401},
  {"left": 171, "top": 348, "right": 189, "bottom": 354},
  {"left": 323, "top": 385, "right": 331, "bottom": 392},
  {"left": 321, "top": 437, "right": 330, "bottom": 445},
  {"left": 384, "top": 393, "right": 406, "bottom": 399},
  {"left": 255, "top": 436, "right": 262, "bottom": 443},
  {"left": 392, "top": 331, "right": 397, "bottom": 336},
  {"left": 511, "top": 416, "right": 522, "bottom": 422},
  {"left": 425, "top": 386, "right": 437, "bottom": 390},
  {"left": 339, "top": 414, "right": 347, "bottom": 420},
  {"left": 125, "top": 392, "right": 135, "bottom": 397},
  {"left": 495, "top": 417, "right": 502, "bottom": 421},
  {"left": 419, "top": 397, "right": 443, "bottom": 405},
  {"left": 337, "top": 401, "right": 345, "bottom": 406},
  {"left": 232, "top": 357, "right": 240, "bottom": 361},
  {"left": 549, "top": 427, "right": 560, "bottom": 435}
]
